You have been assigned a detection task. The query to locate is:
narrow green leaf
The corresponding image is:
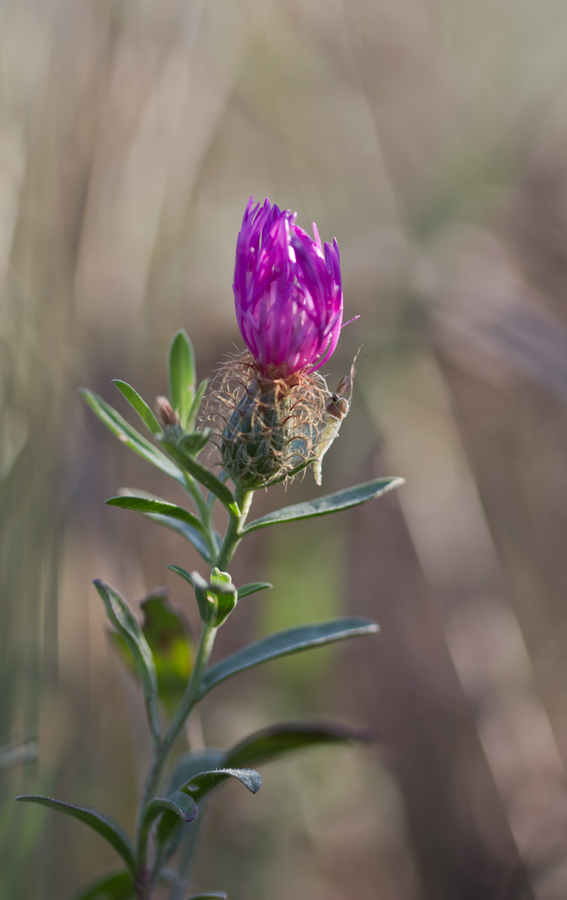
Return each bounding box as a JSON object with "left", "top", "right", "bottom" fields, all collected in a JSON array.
[
  {"left": 157, "top": 750, "right": 224, "bottom": 855},
  {"left": 181, "top": 768, "right": 261, "bottom": 804},
  {"left": 144, "top": 513, "right": 212, "bottom": 564},
  {"left": 177, "top": 429, "right": 212, "bottom": 456},
  {"left": 80, "top": 389, "right": 184, "bottom": 485},
  {"left": 15, "top": 796, "right": 136, "bottom": 875},
  {"left": 237, "top": 582, "right": 272, "bottom": 599},
  {"left": 164, "top": 444, "right": 239, "bottom": 516},
  {"left": 93, "top": 580, "right": 160, "bottom": 745},
  {"left": 105, "top": 496, "right": 205, "bottom": 535},
  {"left": 112, "top": 380, "right": 161, "bottom": 435},
  {"left": 71, "top": 870, "right": 134, "bottom": 900},
  {"left": 144, "top": 791, "right": 197, "bottom": 831},
  {"left": 186, "top": 378, "right": 209, "bottom": 431},
  {"left": 168, "top": 564, "right": 195, "bottom": 588},
  {"left": 185, "top": 894, "right": 227, "bottom": 899},
  {"left": 115, "top": 492, "right": 212, "bottom": 563},
  {"left": 224, "top": 721, "right": 373, "bottom": 770},
  {"left": 243, "top": 477, "right": 404, "bottom": 533},
  {"left": 168, "top": 750, "right": 226, "bottom": 794},
  {"left": 199, "top": 618, "right": 379, "bottom": 698},
  {"left": 169, "top": 329, "right": 196, "bottom": 428}
]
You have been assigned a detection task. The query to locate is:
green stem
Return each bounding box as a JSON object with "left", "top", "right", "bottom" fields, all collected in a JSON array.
[
  {"left": 134, "top": 483, "right": 253, "bottom": 888},
  {"left": 183, "top": 473, "right": 219, "bottom": 559},
  {"left": 215, "top": 486, "right": 252, "bottom": 570}
]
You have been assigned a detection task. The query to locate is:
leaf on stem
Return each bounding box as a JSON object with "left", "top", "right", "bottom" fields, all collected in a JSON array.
[
  {"left": 177, "top": 429, "right": 212, "bottom": 457},
  {"left": 243, "top": 477, "right": 404, "bottom": 533},
  {"left": 112, "top": 380, "right": 161, "bottom": 435},
  {"left": 223, "top": 721, "right": 374, "bottom": 769},
  {"left": 80, "top": 389, "right": 185, "bottom": 486},
  {"left": 15, "top": 796, "right": 136, "bottom": 875},
  {"left": 106, "top": 496, "right": 205, "bottom": 534},
  {"left": 163, "top": 443, "right": 239, "bottom": 516},
  {"left": 70, "top": 870, "right": 134, "bottom": 900},
  {"left": 94, "top": 580, "right": 160, "bottom": 745},
  {"left": 180, "top": 768, "right": 262, "bottom": 804},
  {"left": 186, "top": 379, "right": 208, "bottom": 432},
  {"left": 185, "top": 893, "right": 227, "bottom": 899},
  {"left": 169, "top": 329, "right": 196, "bottom": 428},
  {"left": 199, "top": 618, "right": 379, "bottom": 698},
  {"left": 237, "top": 582, "right": 272, "bottom": 599},
  {"left": 143, "top": 791, "right": 198, "bottom": 833},
  {"left": 112, "top": 492, "right": 212, "bottom": 563}
]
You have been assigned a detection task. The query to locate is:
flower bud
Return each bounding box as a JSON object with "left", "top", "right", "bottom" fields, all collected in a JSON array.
[
  {"left": 221, "top": 379, "right": 289, "bottom": 489},
  {"left": 156, "top": 396, "right": 182, "bottom": 440}
]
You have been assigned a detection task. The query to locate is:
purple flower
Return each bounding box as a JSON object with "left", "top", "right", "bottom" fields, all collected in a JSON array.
[{"left": 233, "top": 197, "right": 343, "bottom": 380}]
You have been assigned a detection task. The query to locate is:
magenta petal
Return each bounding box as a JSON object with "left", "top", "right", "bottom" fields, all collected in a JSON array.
[{"left": 232, "top": 197, "right": 344, "bottom": 377}]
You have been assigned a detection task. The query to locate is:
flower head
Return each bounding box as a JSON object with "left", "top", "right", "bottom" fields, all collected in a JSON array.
[{"left": 233, "top": 197, "right": 343, "bottom": 380}]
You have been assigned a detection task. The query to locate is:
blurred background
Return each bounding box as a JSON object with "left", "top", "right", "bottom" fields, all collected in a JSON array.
[{"left": 3, "top": 0, "right": 567, "bottom": 897}]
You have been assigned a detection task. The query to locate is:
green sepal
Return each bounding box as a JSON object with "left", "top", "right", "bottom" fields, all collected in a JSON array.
[
  {"left": 112, "top": 380, "right": 161, "bottom": 435},
  {"left": 243, "top": 477, "right": 404, "bottom": 533},
  {"left": 177, "top": 429, "right": 212, "bottom": 457},
  {"left": 94, "top": 580, "right": 160, "bottom": 745},
  {"left": 186, "top": 379, "right": 208, "bottom": 432},
  {"left": 199, "top": 618, "right": 379, "bottom": 698},
  {"left": 79, "top": 389, "right": 185, "bottom": 486},
  {"left": 237, "top": 582, "right": 272, "bottom": 599},
  {"left": 224, "top": 721, "right": 373, "bottom": 770},
  {"left": 168, "top": 329, "right": 196, "bottom": 428},
  {"left": 70, "top": 870, "right": 134, "bottom": 900},
  {"left": 15, "top": 796, "right": 136, "bottom": 875}
]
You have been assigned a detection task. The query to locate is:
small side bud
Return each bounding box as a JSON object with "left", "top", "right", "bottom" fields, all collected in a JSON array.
[{"left": 156, "top": 396, "right": 182, "bottom": 439}]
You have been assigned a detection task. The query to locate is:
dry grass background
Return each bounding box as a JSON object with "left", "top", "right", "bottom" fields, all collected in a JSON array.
[{"left": 3, "top": 0, "right": 567, "bottom": 897}]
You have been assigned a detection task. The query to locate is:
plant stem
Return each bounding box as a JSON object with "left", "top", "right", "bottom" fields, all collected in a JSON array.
[
  {"left": 215, "top": 486, "right": 252, "bottom": 570},
  {"left": 134, "top": 483, "right": 254, "bottom": 891}
]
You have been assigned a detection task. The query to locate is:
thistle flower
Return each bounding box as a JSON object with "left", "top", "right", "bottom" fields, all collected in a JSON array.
[
  {"left": 215, "top": 197, "right": 345, "bottom": 489},
  {"left": 233, "top": 197, "right": 343, "bottom": 380}
]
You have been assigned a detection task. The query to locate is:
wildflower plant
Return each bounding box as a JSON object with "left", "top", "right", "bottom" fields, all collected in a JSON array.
[{"left": 16, "top": 199, "right": 403, "bottom": 900}]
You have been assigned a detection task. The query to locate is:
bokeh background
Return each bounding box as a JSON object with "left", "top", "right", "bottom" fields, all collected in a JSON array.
[{"left": 3, "top": 0, "right": 567, "bottom": 897}]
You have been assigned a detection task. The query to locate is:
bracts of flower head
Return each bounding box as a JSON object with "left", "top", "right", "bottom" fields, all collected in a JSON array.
[{"left": 206, "top": 197, "right": 346, "bottom": 489}]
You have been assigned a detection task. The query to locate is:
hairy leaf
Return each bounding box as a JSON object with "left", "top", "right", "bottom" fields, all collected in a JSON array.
[
  {"left": 243, "top": 477, "right": 404, "bottom": 533},
  {"left": 80, "top": 389, "right": 184, "bottom": 485},
  {"left": 169, "top": 329, "right": 196, "bottom": 428},
  {"left": 112, "top": 380, "right": 161, "bottom": 435},
  {"left": 224, "top": 721, "right": 373, "bottom": 769},
  {"left": 15, "top": 796, "right": 136, "bottom": 875},
  {"left": 94, "top": 580, "right": 160, "bottom": 743},
  {"left": 199, "top": 618, "right": 379, "bottom": 698}
]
